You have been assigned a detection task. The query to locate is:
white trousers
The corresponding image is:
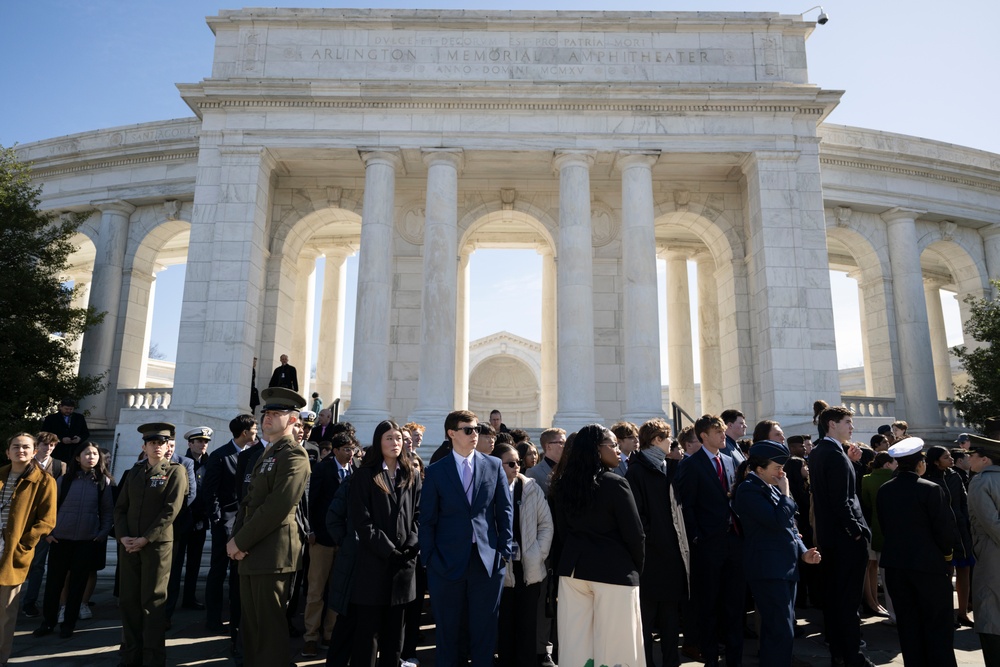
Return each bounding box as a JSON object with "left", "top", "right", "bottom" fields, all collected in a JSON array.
[{"left": 557, "top": 574, "right": 645, "bottom": 667}]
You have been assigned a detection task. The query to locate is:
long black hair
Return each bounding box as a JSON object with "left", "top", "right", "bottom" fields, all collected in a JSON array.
[
  {"left": 360, "top": 420, "right": 414, "bottom": 493},
  {"left": 549, "top": 423, "right": 611, "bottom": 513},
  {"left": 58, "top": 441, "right": 110, "bottom": 504}
]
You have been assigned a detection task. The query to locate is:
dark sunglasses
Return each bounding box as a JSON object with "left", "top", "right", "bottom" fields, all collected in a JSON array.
[
  {"left": 457, "top": 426, "right": 479, "bottom": 436},
  {"left": 504, "top": 460, "right": 520, "bottom": 469}
]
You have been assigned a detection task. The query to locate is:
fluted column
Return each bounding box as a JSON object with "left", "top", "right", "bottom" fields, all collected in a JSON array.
[
  {"left": 847, "top": 269, "right": 874, "bottom": 395},
  {"left": 924, "top": 278, "right": 953, "bottom": 400},
  {"left": 410, "top": 149, "right": 463, "bottom": 445},
  {"left": 552, "top": 151, "right": 600, "bottom": 430},
  {"left": 664, "top": 250, "right": 695, "bottom": 413},
  {"left": 882, "top": 207, "right": 939, "bottom": 426},
  {"left": 539, "top": 247, "right": 558, "bottom": 427},
  {"left": 79, "top": 200, "right": 135, "bottom": 426},
  {"left": 616, "top": 151, "right": 665, "bottom": 421},
  {"left": 455, "top": 252, "right": 471, "bottom": 410},
  {"left": 695, "top": 252, "right": 722, "bottom": 414},
  {"left": 345, "top": 149, "right": 402, "bottom": 437},
  {"left": 137, "top": 273, "right": 157, "bottom": 388},
  {"left": 291, "top": 249, "right": 319, "bottom": 398},
  {"left": 69, "top": 271, "right": 93, "bottom": 374},
  {"left": 316, "top": 248, "right": 351, "bottom": 406}
]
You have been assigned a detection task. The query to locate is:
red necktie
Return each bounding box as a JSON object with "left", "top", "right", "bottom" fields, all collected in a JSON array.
[{"left": 714, "top": 455, "right": 728, "bottom": 492}]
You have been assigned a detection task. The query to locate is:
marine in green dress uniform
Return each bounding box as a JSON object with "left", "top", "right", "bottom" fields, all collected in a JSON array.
[
  {"left": 113, "top": 423, "right": 188, "bottom": 667},
  {"left": 228, "top": 387, "right": 311, "bottom": 667}
]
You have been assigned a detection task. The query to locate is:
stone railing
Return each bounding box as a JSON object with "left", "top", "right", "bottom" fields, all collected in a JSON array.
[
  {"left": 841, "top": 396, "right": 895, "bottom": 419},
  {"left": 118, "top": 388, "right": 172, "bottom": 410},
  {"left": 939, "top": 401, "right": 967, "bottom": 429}
]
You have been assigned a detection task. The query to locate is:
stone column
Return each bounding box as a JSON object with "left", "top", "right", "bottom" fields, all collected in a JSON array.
[
  {"left": 847, "top": 270, "right": 874, "bottom": 396},
  {"left": 881, "top": 207, "right": 939, "bottom": 426},
  {"left": 695, "top": 252, "right": 723, "bottom": 415},
  {"left": 741, "top": 150, "right": 840, "bottom": 426},
  {"left": 344, "top": 149, "right": 402, "bottom": 438},
  {"left": 69, "top": 270, "right": 93, "bottom": 375},
  {"left": 539, "top": 247, "right": 558, "bottom": 427},
  {"left": 291, "top": 249, "right": 319, "bottom": 399},
  {"left": 138, "top": 273, "right": 157, "bottom": 388},
  {"left": 616, "top": 151, "right": 665, "bottom": 422},
  {"left": 664, "top": 250, "right": 695, "bottom": 414},
  {"left": 172, "top": 144, "right": 276, "bottom": 424},
  {"left": 923, "top": 278, "right": 953, "bottom": 400},
  {"left": 79, "top": 200, "right": 135, "bottom": 426},
  {"left": 983, "top": 227, "right": 1000, "bottom": 298},
  {"left": 410, "top": 149, "right": 463, "bottom": 445},
  {"left": 315, "top": 248, "right": 351, "bottom": 406},
  {"left": 552, "top": 151, "right": 600, "bottom": 430},
  {"left": 454, "top": 252, "right": 471, "bottom": 411}
]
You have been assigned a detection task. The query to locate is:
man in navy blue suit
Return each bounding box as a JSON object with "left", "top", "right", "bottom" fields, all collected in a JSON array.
[
  {"left": 420, "top": 409, "right": 513, "bottom": 667},
  {"left": 673, "top": 414, "right": 744, "bottom": 667}
]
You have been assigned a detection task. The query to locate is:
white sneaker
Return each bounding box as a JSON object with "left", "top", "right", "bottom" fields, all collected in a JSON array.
[
  {"left": 57, "top": 606, "right": 65, "bottom": 623},
  {"left": 78, "top": 604, "right": 93, "bottom": 620}
]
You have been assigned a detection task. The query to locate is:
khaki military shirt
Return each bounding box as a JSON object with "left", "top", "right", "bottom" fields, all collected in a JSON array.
[
  {"left": 232, "top": 435, "right": 310, "bottom": 574},
  {"left": 113, "top": 459, "right": 187, "bottom": 543}
]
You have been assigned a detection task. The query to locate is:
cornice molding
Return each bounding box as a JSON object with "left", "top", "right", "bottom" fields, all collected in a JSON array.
[
  {"left": 30, "top": 151, "right": 199, "bottom": 179},
  {"left": 820, "top": 156, "right": 1000, "bottom": 193}
]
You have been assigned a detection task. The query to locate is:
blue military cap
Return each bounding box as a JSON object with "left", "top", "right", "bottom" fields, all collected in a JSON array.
[{"left": 748, "top": 439, "right": 790, "bottom": 465}]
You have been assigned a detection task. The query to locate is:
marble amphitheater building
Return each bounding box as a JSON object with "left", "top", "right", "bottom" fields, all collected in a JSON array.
[{"left": 18, "top": 8, "right": 1000, "bottom": 451}]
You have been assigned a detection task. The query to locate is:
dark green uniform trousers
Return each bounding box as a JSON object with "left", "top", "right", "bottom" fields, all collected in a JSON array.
[
  {"left": 240, "top": 572, "right": 294, "bottom": 667},
  {"left": 119, "top": 541, "right": 172, "bottom": 666}
]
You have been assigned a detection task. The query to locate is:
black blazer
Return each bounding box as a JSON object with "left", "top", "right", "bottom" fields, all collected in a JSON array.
[
  {"left": 349, "top": 464, "right": 421, "bottom": 606},
  {"left": 626, "top": 452, "right": 686, "bottom": 598},
  {"left": 552, "top": 471, "right": 644, "bottom": 586},
  {"left": 42, "top": 412, "right": 91, "bottom": 462},
  {"left": 308, "top": 423, "right": 338, "bottom": 444},
  {"left": 309, "top": 457, "right": 354, "bottom": 546},
  {"left": 673, "top": 447, "right": 738, "bottom": 545},
  {"left": 809, "top": 438, "right": 871, "bottom": 548},
  {"left": 235, "top": 441, "right": 264, "bottom": 502},
  {"left": 202, "top": 440, "right": 242, "bottom": 533},
  {"left": 268, "top": 363, "right": 298, "bottom": 392},
  {"left": 876, "top": 471, "right": 956, "bottom": 575}
]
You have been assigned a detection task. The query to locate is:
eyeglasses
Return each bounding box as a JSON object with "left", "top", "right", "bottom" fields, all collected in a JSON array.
[
  {"left": 457, "top": 426, "right": 479, "bottom": 436},
  {"left": 601, "top": 442, "right": 620, "bottom": 451},
  {"left": 504, "top": 460, "right": 520, "bottom": 469}
]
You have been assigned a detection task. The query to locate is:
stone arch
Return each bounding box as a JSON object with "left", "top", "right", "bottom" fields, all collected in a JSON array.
[
  {"left": 457, "top": 200, "right": 558, "bottom": 254},
  {"left": 468, "top": 354, "right": 540, "bottom": 428},
  {"left": 918, "top": 234, "right": 990, "bottom": 297},
  {"left": 652, "top": 204, "right": 753, "bottom": 410},
  {"left": 270, "top": 200, "right": 364, "bottom": 259},
  {"left": 825, "top": 222, "right": 899, "bottom": 398}
]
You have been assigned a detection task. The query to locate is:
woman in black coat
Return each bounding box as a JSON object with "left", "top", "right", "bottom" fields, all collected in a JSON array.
[
  {"left": 349, "top": 420, "right": 421, "bottom": 667},
  {"left": 550, "top": 423, "right": 646, "bottom": 667}
]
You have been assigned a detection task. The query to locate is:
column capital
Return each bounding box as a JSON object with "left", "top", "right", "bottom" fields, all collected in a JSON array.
[
  {"left": 846, "top": 268, "right": 864, "bottom": 283},
  {"left": 535, "top": 244, "right": 555, "bottom": 257},
  {"left": 91, "top": 199, "right": 136, "bottom": 216},
  {"left": 659, "top": 246, "right": 698, "bottom": 262},
  {"left": 322, "top": 245, "right": 357, "bottom": 262},
  {"left": 218, "top": 145, "right": 279, "bottom": 171},
  {"left": 880, "top": 206, "right": 925, "bottom": 224},
  {"left": 689, "top": 247, "right": 715, "bottom": 265},
  {"left": 359, "top": 148, "right": 404, "bottom": 175},
  {"left": 923, "top": 275, "right": 949, "bottom": 290},
  {"left": 421, "top": 148, "right": 464, "bottom": 173},
  {"left": 979, "top": 224, "right": 1000, "bottom": 240},
  {"left": 552, "top": 150, "right": 596, "bottom": 172},
  {"left": 613, "top": 150, "right": 660, "bottom": 173}
]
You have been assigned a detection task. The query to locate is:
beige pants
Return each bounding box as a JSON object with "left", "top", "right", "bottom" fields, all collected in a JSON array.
[
  {"left": 558, "top": 574, "right": 645, "bottom": 667},
  {"left": 303, "top": 543, "right": 338, "bottom": 642},
  {"left": 0, "top": 583, "right": 23, "bottom": 664}
]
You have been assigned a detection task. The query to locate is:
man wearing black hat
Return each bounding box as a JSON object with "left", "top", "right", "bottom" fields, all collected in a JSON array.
[
  {"left": 227, "top": 387, "right": 310, "bottom": 667},
  {"left": 876, "top": 438, "right": 958, "bottom": 667},
  {"left": 968, "top": 428, "right": 1000, "bottom": 666},
  {"left": 40, "top": 398, "right": 90, "bottom": 463}
]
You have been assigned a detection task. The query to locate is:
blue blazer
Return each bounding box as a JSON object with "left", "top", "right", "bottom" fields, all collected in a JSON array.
[
  {"left": 673, "top": 447, "right": 738, "bottom": 545},
  {"left": 419, "top": 450, "right": 513, "bottom": 580},
  {"left": 732, "top": 474, "right": 807, "bottom": 581}
]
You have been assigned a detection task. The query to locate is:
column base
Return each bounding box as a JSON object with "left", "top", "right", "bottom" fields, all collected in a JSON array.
[
  {"left": 620, "top": 410, "right": 667, "bottom": 426},
  {"left": 340, "top": 407, "right": 392, "bottom": 448},
  {"left": 406, "top": 408, "right": 452, "bottom": 453},
  {"left": 552, "top": 411, "right": 604, "bottom": 434}
]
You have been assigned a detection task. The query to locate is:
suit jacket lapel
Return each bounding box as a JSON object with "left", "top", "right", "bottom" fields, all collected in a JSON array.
[
  {"left": 442, "top": 452, "right": 468, "bottom": 504},
  {"left": 698, "top": 448, "right": 727, "bottom": 497},
  {"left": 470, "top": 451, "right": 487, "bottom": 508}
]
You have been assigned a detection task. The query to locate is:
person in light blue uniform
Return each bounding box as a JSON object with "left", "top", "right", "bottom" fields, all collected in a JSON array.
[{"left": 732, "top": 440, "right": 821, "bottom": 666}]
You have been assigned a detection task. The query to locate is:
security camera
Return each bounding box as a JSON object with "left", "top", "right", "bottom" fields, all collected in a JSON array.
[{"left": 817, "top": 11, "right": 829, "bottom": 24}]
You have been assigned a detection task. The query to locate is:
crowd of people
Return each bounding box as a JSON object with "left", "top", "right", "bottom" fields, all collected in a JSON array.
[{"left": 2, "top": 388, "right": 1000, "bottom": 667}]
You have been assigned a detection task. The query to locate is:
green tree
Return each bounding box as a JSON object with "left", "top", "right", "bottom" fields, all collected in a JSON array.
[
  {"left": 0, "top": 145, "right": 104, "bottom": 435},
  {"left": 952, "top": 279, "right": 1000, "bottom": 431}
]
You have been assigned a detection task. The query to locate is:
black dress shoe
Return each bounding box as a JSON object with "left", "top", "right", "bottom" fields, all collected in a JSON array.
[
  {"left": 32, "top": 624, "right": 54, "bottom": 637},
  {"left": 182, "top": 599, "right": 206, "bottom": 610}
]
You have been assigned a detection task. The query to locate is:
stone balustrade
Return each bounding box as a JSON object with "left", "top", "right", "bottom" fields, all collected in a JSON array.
[
  {"left": 939, "top": 401, "right": 968, "bottom": 429},
  {"left": 842, "top": 396, "right": 896, "bottom": 420},
  {"left": 118, "top": 388, "right": 173, "bottom": 410}
]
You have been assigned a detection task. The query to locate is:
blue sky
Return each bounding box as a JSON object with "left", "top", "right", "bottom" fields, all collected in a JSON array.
[{"left": 3, "top": 0, "right": 987, "bottom": 378}]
